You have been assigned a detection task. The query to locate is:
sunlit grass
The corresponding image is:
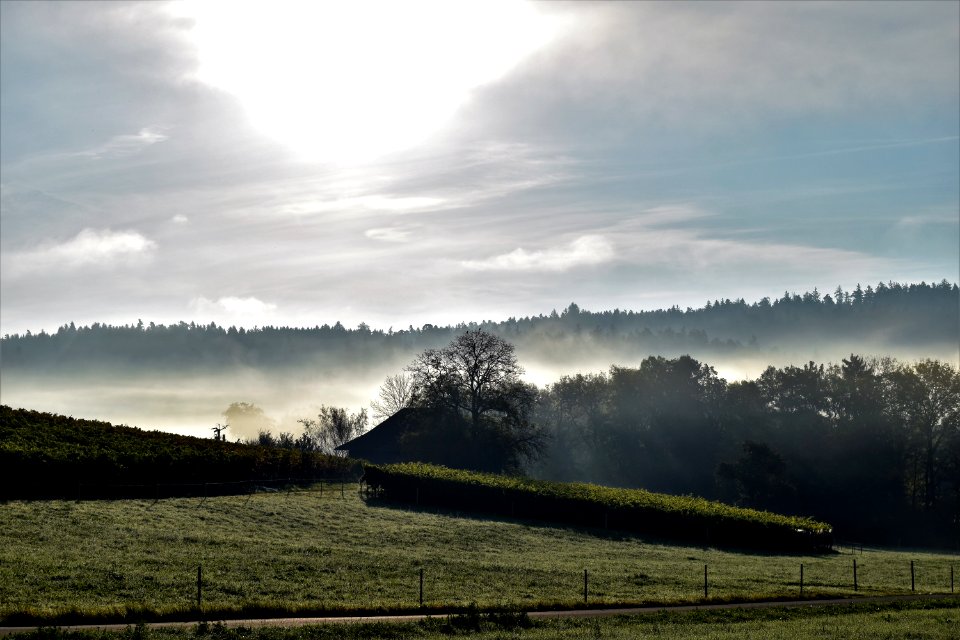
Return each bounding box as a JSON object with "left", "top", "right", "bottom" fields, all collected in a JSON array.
[{"left": 1, "top": 486, "right": 957, "bottom": 624}]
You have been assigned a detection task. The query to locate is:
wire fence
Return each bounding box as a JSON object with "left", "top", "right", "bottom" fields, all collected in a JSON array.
[
  {"left": 6, "top": 481, "right": 959, "bottom": 618},
  {"left": 118, "top": 557, "right": 960, "bottom": 612}
]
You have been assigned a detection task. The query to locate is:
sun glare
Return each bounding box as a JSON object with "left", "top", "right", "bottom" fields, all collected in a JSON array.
[{"left": 175, "top": 1, "right": 565, "bottom": 164}]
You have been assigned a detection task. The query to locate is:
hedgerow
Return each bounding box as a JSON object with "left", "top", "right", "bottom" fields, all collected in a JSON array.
[{"left": 364, "top": 463, "right": 833, "bottom": 552}]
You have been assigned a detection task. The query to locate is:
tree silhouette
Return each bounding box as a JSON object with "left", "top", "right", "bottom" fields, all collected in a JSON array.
[
  {"left": 406, "top": 329, "right": 545, "bottom": 472},
  {"left": 370, "top": 373, "right": 414, "bottom": 422}
]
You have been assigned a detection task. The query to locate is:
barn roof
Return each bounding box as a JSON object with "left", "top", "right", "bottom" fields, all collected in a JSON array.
[{"left": 335, "top": 407, "right": 431, "bottom": 457}]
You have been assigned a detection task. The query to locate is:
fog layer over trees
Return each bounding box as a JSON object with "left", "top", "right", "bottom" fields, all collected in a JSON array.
[
  {"left": 532, "top": 354, "right": 959, "bottom": 547},
  {"left": 0, "top": 281, "right": 956, "bottom": 436}
]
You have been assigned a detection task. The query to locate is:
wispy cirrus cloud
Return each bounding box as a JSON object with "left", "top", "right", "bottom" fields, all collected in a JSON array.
[
  {"left": 365, "top": 227, "right": 414, "bottom": 243},
  {"left": 461, "top": 235, "right": 614, "bottom": 272},
  {"left": 76, "top": 127, "right": 169, "bottom": 159}
]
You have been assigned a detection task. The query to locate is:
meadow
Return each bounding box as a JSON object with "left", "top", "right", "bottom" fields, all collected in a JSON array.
[{"left": 2, "top": 485, "right": 956, "bottom": 625}]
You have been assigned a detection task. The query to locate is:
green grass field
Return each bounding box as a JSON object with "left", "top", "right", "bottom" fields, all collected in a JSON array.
[{"left": 1, "top": 485, "right": 957, "bottom": 624}]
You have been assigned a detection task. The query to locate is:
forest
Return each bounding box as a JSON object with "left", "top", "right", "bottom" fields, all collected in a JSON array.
[
  {"left": 531, "top": 354, "right": 959, "bottom": 548},
  {"left": 1, "top": 281, "right": 957, "bottom": 371}
]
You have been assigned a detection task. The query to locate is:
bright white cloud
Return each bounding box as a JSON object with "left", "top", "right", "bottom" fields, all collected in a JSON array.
[
  {"left": 5, "top": 228, "right": 156, "bottom": 276},
  {"left": 462, "top": 235, "right": 614, "bottom": 272},
  {"left": 176, "top": 0, "right": 568, "bottom": 163},
  {"left": 171, "top": 214, "right": 189, "bottom": 224},
  {"left": 191, "top": 296, "right": 278, "bottom": 325}
]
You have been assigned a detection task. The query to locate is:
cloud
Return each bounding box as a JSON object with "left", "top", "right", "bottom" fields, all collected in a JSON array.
[
  {"left": 634, "top": 205, "right": 712, "bottom": 226},
  {"left": 190, "top": 296, "right": 279, "bottom": 327},
  {"left": 171, "top": 214, "right": 189, "bottom": 224},
  {"left": 461, "top": 235, "right": 614, "bottom": 272},
  {"left": 176, "top": 1, "right": 568, "bottom": 163},
  {"left": 365, "top": 227, "right": 413, "bottom": 243},
  {"left": 895, "top": 213, "right": 960, "bottom": 228},
  {"left": 5, "top": 228, "right": 156, "bottom": 276},
  {"left": 277, "top": 195, "right": 446, "bottom": 217},
  {"left": 476, "top": 1, "right": 959, "bottom": 136},
  {"left": 76, "top": 127, "right": 169, "bottom": 159}
]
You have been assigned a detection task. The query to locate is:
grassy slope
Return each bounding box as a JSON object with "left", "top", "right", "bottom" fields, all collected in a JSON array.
[
  {"left": 0, "top": 407, "right": 356, "bottom": 497},
  {"left": 2, "top": 487, "right": 957, "bottom": 623}
]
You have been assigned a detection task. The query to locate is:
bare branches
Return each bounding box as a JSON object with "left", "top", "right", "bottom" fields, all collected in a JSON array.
[
  {"left": 370, "top": 373, "right": 414, "bottom": 422},
  {"left": 298, "top": 406, "right": 368, "bottom": 455}
]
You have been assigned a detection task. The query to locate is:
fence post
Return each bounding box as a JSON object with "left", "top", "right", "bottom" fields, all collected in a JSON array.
[
  {"left": 419, "top": 567, "right": 424, "bottom": 607},
  {"left": 800, "top": 564, "right": 804, "bottom": 596},
  {"left": 704, "top": 564, "right": 708, "bottom": 599},
  {"left": 911, "top": 560, "right": 915, "bottom": 592},
  {"left": 951, "top": 566, "right": 954, "bottom": 593},
  {"left": 853, "top": 558, "right": 858, "bottom": 592},
  {"left": 197, "top": 564, "right": 202, "bottom": 609},
  {"left": 584, "top": 569, "right": 588, "bottom": 604}
]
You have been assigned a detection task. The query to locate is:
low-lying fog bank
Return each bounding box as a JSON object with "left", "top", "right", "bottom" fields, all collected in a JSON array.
[{"left": 2, "top": 339, "right": 956, "bottom": 440}]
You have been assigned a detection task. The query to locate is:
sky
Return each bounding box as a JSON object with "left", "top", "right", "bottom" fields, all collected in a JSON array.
[{"left": 2, "top": 0, "right": 958, "bottom": 336}]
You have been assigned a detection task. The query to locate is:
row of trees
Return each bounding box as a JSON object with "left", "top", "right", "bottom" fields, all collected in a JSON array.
[
  {"left": 4, "top": 281, "right": 956, "bottom": 371},
  {"left": 533, "top": 354, "right": 959, "bottom": 545}
]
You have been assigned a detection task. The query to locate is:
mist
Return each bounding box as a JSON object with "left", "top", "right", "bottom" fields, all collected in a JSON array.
[
  {"left": 2, "top": 282, "right": 956, "bottom": 439},
  {"left": 1, "top": 331, "right": 955, "bottom": 441}
]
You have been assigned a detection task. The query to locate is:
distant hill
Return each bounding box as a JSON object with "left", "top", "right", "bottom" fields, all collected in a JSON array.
[{"left": 1, "top": 280, "right": 956, "bottom": 373}]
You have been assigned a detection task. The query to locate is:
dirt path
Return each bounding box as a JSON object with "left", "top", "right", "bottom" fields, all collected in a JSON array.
[{"left": 1, "top": 593, "right": 957, "bottom": 636}]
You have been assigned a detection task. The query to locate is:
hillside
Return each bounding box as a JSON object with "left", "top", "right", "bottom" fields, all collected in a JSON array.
[
  {"left": 2, "top": 488, "right": 957, "bottom": 625},
  {"left": 0, "top": 406, "right": 358, "bottom": 499}
]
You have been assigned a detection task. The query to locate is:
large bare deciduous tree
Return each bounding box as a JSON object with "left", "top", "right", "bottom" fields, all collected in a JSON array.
[{"left": 404, "top": 329, "right": 545, "bottom": 472}]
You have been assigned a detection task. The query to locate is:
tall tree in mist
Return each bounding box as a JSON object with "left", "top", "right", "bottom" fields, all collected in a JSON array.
[
  {"left": 405, "top": 329, "right": 545, "bottom": 473},
  {"left": 222, "top": 402, "right": 275, "bottom": 440}
]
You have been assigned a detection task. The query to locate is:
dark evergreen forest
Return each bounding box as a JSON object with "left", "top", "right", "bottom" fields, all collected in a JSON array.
[{"left": 2, "top": 280, "right": 957, "bottom": 371}]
